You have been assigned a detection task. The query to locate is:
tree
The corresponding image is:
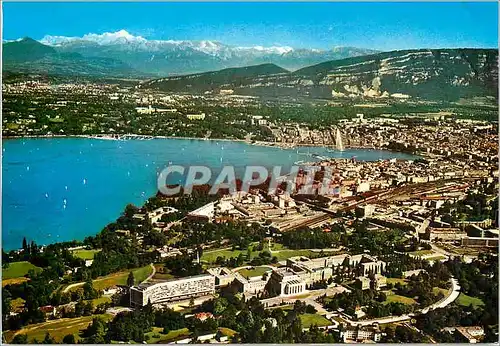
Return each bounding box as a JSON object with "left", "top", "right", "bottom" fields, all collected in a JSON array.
[
  {"left": 62, "top": 334, "right": 76, "bottom": 344},
  {"left": 189, "top": 297, "right": 195, "bottom": 308},
  {"left": 22, "top": 237, "right": 28, "bottom": 252},
  {"left": 42, "top": 332, "right": 55, "bottom": 344},
  {"left": 11, "top": 334, "right": 28, "bottom": 344},
  {"left": 127, "top": 271, "right": 135, "bottom": 287}
]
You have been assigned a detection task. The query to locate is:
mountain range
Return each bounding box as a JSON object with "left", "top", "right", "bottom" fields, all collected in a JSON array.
[
  {"left": 141, "top": 49, "right": 498, "bottom": 101},
  {"left": 2, "top": 32, "right": 498, "bottom": 101},
  {"left": 3, "top": 30, "right": 378, "bottom": 76}
]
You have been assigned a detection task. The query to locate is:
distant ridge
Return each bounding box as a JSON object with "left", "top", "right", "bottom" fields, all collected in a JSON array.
[
  {"left": 140, "top": 63, "right": 288, "bottom": 92},
  {"left": 2, "top": 38, "right": 146, "bottom": 78},
  {"left": 3, "top": 30, "right": 379, "bottom": 76},
  {"left": 143, "top": 48, "right": 498, "bottom": 101}
]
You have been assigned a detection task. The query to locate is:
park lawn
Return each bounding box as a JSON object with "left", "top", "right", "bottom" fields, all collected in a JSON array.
[
  {"left": 386, "top": 278, "right": 408, "bottom": 286},
  {"left": 201, "top": 248, "right": 248, "bottom": 263},
  {"left": 409, "top": 250, "right": 434, "bottom": 256},
  {"left": 67, "top": 265, "right": 153, "bottom": 292},
  {"left": 5, "top": 314, "right": 113, "bottom": 343},
  {"left": 144, "top": 327, "right": 190, "bottom": 344},
  {"left": 93, "top": 265, "right": 153, "bottom": 290},
  {"left": 299, "top": 314, "right": 332, "bottom": 328},
  {"left": 218, "top": 327, "right": 237, "bottom": 337},
  {"left": 433, "top": 287, "right": 450, "bottom": 297},
  {"left": 2, "top": 277, "right": 29, "bottom": 287},
  {"left": 273, "top": 249, "right": 339, "bottom": 261},
  {"left": 383, "top": 294, "right": 417, "bottom": 305},
  {"left": 2, "top": 261, "right": 42, "bottom": 279},
  {"left": 71, "top": 249, "right": 101, "bottom": 260},
  {"left": 426, "top": 255, "right": 446, "bottom": 261},
  {"left": 237, "top": 266, "right": 271, "bottom": 278},
  {"left": 91, "top": 296, "right": 112, "bottom": 306},
  {"left": 202, "top": 245, "right": 339, "bottom": 263},
  {"left": 456, "top": 293, "right": 484, "bottom": 308}
]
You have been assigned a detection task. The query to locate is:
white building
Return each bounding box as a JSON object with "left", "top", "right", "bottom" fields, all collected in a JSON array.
[{"left": 130, "top": 274, "right": 215, "bottom": 307}]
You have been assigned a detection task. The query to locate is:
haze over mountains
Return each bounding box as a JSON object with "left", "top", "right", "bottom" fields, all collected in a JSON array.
[
  {"left": 2, "top": 30, "right": 498, "bottom": 101},
  {"left": 3, "top": 30, "right": 378, "bottom": 76}
]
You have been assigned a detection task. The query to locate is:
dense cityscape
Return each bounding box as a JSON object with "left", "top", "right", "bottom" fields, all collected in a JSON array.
[{"left": 2, "top": 73, "right": 498, "bottom": 344}]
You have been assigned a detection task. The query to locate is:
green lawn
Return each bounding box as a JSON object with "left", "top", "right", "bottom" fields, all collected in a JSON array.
[
  {"left": 67, "top": 265, "right": 153, "bottom": 292},
  {"left": 299, "top": 314, "right": 331, "bottom": 328},
  {"left": 386, "top": 278, "right": 408, "bottom": 286},
  {"left": 425, "top": 255, "right": 446, "bottom": 261},
  {"left": 383, "top": 293, "right": 417, "bottom": 305},
  {"left": 433, "top": 287, "right": 450, "bottom": 297},
  {"left": 91, "top": 296, "right": 112, "bottom": 306},
  {"left": 71, "top": 249, "right": 101, "bottom": 260},
  {"left": 2, "top": 261, "right": 42, "bottom": 280},
  {"left": 201, "top": 249, "right": 247, "bottom": 263},
  {"left": 92, "top": 265, "right": 153, "bottom": 290},
  {"left": 5, "top": 314, "right": 113, "bottom": 343},
  {"left": 218, "top": 327, "right": 237, "bottom": 337},
  {"left": 202, "top": 244, "right": 340, "bottom": 263},
  {"left": 456, "top": 293, "right": 485, "bottom": 308},
  {"left": 237, "top": 266, "right": 271, "bottom": 278},
  {"left": 408, "top": 250, "right": 434, "bottom": 256},
  {"left": 144, "top": 327, "right": 190, "bottom": 344}
]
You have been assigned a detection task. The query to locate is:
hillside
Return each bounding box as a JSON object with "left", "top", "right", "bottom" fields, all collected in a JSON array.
[
  {"left": 139, "top": 63, "right": 289, "bottom": 92},
  {"left": 143, "top": 48, "right": 498, "bottom": 101},
  {"left": 2, "top": 38, "right": 146, "bottom": 78}
]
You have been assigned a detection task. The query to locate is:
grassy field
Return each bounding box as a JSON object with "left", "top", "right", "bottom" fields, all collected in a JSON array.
[
  {"left": 425, "top": 255, "right": 447, "bottom": 261},
  {"left": 66, "top": 265, "right": 153, "bottom": 292},
  {"left": 433, "top": 287, "right": 450, "bottom": 297},
  {"left": 71, "top": 249, "right": 101, "bottom": 260},
  {"left": 456, "top": 293, "right": 485, "bottom": 308},
  {"left": 201, "top": 248, "right": 248, "bottom": 263},
  {"left": 202, "top": 244, "right": 340, "bottom": 264},
  {"left": 144, "top": 327, "right": 190, "bottom": 344},
  {"left": 2, "top": 261, "right": 42, "bottom": 280},
  {"left": 218, "top": 327, "right": 237, "bottom": 337},
  {"left": 92, "top": 265, "right": 153, "bottom": 290},
  {"left": 383, "top": 293, "right": 417, "bottom": 305},
  {"left": 237, "top": 266, "right": 271, "bottom": 278},
  {"left": 409, "top": 250, "right": 434, "bottom": 256},
  {"left": 386, "top": 278, "right": 408, "bottom": 286},
  {"left": 91, "top": 296, "right": 112, "bottom": 306},
  {"left": 5, "top": 314, "right": 113, "bottom": 343},
  {"left": 299, "top": 314, "right": 332, "bottom": 328}
]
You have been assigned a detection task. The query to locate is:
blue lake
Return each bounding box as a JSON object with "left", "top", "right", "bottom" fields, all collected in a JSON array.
[{"left": 2, "top": 137, "right": 417, "bottom": 250}]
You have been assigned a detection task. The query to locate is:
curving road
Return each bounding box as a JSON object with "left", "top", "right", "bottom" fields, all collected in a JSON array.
[{"left": 344, "top": 277, "right": 461, "bottom": 327}]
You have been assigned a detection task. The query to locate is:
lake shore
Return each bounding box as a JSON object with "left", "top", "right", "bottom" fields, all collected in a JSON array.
[{"left": 2, "top": 133, "right": 405, "bottom": 153}]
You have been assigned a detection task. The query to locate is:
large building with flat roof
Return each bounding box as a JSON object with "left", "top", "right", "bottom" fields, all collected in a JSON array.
[{"left": 130, "top": 274, "right": 215, "bottom": 307}]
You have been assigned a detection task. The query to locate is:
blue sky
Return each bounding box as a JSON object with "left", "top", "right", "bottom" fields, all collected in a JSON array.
[{"left": 3, "top": 2, "right": 498, "bottom": 50}]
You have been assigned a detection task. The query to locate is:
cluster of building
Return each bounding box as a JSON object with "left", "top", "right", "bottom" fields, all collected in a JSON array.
[{"left": 130, "top": 253, "right": 387, "bottom": 308}]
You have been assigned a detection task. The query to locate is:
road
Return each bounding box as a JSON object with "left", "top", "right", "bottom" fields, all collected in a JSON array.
[
  {"left": 141, "top": 263, "right": 156, "bottom": 284},
  {"left": 345, "top": 277, "right": 461, "bottom": 327},
  {"left": 62, "top": 281, "right": 84, "bottom": 293}
]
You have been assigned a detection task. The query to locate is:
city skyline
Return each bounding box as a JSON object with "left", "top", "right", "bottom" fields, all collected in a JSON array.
[{"left": 3, "top": 2, "right": 499, "bottom": 51}]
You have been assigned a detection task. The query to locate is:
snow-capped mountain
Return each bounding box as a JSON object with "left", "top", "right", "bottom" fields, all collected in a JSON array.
[{"left": 37, "top": 30, "right": 379, "bottom": 76}]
